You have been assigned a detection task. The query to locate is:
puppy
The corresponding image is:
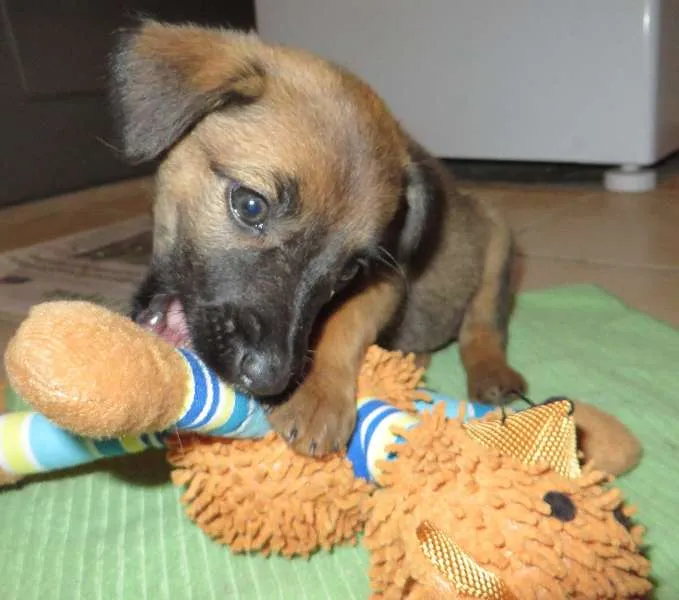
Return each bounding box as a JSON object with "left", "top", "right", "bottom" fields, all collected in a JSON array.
[{"left": 112, "top": 20, "right": 526, "bottom": 457}]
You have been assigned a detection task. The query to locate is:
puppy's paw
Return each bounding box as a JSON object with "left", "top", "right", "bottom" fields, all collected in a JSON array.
[
  {"left": 466, "top": 358, "right": 527, "bottom": 405},
  {"left": 266, "top": 367, "right": 357, "bottom": 457}
]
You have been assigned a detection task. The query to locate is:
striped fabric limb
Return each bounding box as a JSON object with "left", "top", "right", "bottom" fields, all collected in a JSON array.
[
  {"left": 1, "top": 347, "right": 494, "bottom": 482},
  {"left": 0, "top": 348, "right": 273, "bottom": 477},
  {"left": 173, "top": 348, "right": 271, "bottom": 439},
  {"left": 346, "top": 390, "right": 496, "bottom": 483},
  {"left": 0, "top": 412, "right": 165, "bottom": 476}
]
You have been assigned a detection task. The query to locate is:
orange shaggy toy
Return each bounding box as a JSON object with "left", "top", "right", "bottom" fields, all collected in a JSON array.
[{"left": 2, "top": 302, "right": 651, "bottom": 598}]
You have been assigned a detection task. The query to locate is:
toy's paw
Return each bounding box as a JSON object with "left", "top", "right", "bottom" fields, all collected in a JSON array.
[
  {"left": 266, "top": 365, "right": 356, "bottom": 457},
  {"left": 466, "top": 358, "right": 527, "bottom": 405}
]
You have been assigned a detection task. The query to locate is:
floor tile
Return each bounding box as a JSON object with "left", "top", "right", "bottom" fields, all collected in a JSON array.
[
  {"left": 520, "top": 255, "right": 679, "bottom": 328},
  {"left": 516, "top": 191, "right": 679, "bottom": 268},
  {"left": 461, "top": 184, "right": 593, "bottom": 233}
]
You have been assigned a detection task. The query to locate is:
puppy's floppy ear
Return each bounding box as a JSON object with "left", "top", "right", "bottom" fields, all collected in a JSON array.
[
  {"left": 110, "top": 19, "right": 266, "bottom": 163},
  {"left": 398, "top": 140, "right": 445, "bottom": 262}
]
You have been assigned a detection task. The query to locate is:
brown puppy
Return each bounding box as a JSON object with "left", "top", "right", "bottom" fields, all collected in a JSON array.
[{"left": 112, "top": 20, "right": 526, "bottom": 457}]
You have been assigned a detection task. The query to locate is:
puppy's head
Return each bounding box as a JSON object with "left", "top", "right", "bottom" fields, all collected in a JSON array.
[{"left": 113, "top": 21, "right": 439, "bottom": 397}]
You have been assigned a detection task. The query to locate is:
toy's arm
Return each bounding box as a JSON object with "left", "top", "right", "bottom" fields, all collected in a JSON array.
[
  {"left": 3, "top": 301, "right": 271, "bottom": 439},
  {"left": 348, "top": 393, "right": 495, "bottom": 482},
  {"left": 1, "top": 301, "right": 479, "bottom": 482},
  {"left": 4, "top": 301, "right": 186, "bottom": 437},
  {"left": 0, "top": 381, "right": 482, "bottom": 481},
  {"left": 1, "top": 298, "right": 477, "bottom": 481},
  {"left": 1, "top": 301, "right": 640, "bottom": 484},
  {"left": 0, "top": 346, "right": 271, "bottom": 479},
  {"left": 1, "top": 301, "right": 272, "bottom": 481}
]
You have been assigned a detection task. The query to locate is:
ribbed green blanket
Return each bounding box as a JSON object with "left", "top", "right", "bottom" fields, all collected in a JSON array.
[{"left": 1, "top": 285, "right": 676, "bottom": 598}]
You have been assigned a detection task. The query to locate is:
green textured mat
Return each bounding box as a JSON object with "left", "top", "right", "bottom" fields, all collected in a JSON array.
[{"left": 1, "top": 284, "right": 678, "bottom": 598}]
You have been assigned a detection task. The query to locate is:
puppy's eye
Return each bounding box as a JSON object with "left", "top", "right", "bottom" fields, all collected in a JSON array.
[{"left": 229, "top": 185, "right": 269, "bottom": 229}]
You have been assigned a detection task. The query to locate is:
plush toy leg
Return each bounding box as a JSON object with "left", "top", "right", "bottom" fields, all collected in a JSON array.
[
  {"left": 0, "top": 348, "right": 273, "bottom": 481},
  {"left": 0, "top": 411, "right": 165, "bottom": 478},
  {"left": 0, "top": 387, "right": 488, "bottom": 483},
  {"left": 348, "top": 393, "right": 496, "bottom": 482},
  {"left": 173, "top": 349, "right": 271, "bottom": 438}
]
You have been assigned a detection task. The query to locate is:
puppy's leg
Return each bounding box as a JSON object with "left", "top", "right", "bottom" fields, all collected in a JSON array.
[
  {"left": 459, "top": 215, "right": 526, "bottom": 404},
  {"left": 267, "top": 278, "right": 401, "bottom": 457}
]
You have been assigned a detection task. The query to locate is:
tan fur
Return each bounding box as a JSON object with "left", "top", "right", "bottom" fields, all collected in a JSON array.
[
  {"left": 267, "top": 276, "right": 403, "bottom": 453},
  {"left": 152, "top": 52, "right": 404, "bottom": 261},
  {"left": 133, "top": 22, "right": 266, "bottom": 98},
  {"left": 459, "top": 200, "right": 526, "bottom": 401},
  {"left": 116, "top": 21, "right": 526, "bottom": 456}
]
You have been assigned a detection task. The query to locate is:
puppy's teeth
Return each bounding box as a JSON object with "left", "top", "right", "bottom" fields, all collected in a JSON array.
[{"left": 147, "top": 313, "right": 161, "bottom": 327}]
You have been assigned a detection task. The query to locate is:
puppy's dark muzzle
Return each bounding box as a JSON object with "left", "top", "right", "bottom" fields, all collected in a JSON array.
[
  {"left": 179, "top": 243, "right": 337, "bottom": 398},
  {"left": 189, "top": 303, "right": 299, "bottom": 397}
]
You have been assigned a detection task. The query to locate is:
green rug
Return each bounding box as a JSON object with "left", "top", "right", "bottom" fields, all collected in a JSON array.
[{"left": 1, "top": 284, "right": 677, "bottom": 599}]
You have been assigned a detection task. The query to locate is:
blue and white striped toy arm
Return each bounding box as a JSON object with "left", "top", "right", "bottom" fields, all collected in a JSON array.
[
  {"left": 0, "top": 348, "right": 273, "bottom": 479},
  {"left": 1, "top": 343, "right": 495, "bottom": 482},
  {"left": 346, "top": 396, "right": 420, "bottom": 483},
  {"left": 0, "top": 411, "right": 166, "bottom": 477},
  {"left": 346, "top": 391, "right": 496, "bottom": 484},
  {"left": 169, "top": 348, "right": 271, "bottom": 439},
  {"left": 413, "top": 390, "right": 497, "bottom": 421}
]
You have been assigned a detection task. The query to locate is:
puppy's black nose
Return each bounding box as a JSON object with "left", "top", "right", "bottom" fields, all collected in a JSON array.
[{"left": 239, "top": 350, "right": 288, "bottom": 397}]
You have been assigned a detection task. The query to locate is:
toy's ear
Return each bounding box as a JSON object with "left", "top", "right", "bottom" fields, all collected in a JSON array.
[
  {"left": 464, "top": 399, "right": 582, "bottom": 479},
  {"left": 415, "top": 520, "right": 517, "bottom": 600},
  {"left": 110, "top": 19, "right": 266, "bottom": 163}
]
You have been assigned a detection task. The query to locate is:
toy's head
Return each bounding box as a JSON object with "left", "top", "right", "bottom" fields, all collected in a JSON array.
[{"left": 364, "top": 400, "right": 651, "bottom": 599}]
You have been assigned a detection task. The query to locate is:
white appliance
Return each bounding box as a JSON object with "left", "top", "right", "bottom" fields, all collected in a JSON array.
[{"left": 255, "top": 0, "right": 679, "bottom": 191}]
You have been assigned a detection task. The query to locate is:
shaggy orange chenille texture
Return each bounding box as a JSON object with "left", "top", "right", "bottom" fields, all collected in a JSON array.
[
  {"left": 167, "top": 348, "right": 650, "bottom": 599},
  {"left": 2, "top": 302, "right": 650, "bottom": 597},
  {"left": 363, "top": 401, "right": 651, "bottom": 599},
  {"left": 167, "top": 347, "right": 427, "bottom": 557},
  {"left": 169, "top": 433, "right": 370, "bottom": 557}
]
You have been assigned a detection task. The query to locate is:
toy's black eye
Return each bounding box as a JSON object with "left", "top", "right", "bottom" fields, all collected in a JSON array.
[
  {"left": 229, "top": 185, "right": 269, "bottom": 229},
  {"left": 613, "top": 505, "right": 633, "bottom": 530},
  {"left": 543, "top": 491, "right": 577, "bottom": 522}
]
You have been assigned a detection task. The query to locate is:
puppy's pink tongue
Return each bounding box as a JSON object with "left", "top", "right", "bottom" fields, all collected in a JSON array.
[
  {"left": 164, "top": 299, "right": 192, "bottom": 348},
  {"left": 136, "top": 297, "right": 192, "bottom": 348}
]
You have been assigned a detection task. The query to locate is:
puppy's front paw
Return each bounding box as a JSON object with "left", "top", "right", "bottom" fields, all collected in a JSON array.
[
  {"left": 266, "top": 367, "right": 356, "bottom": 457},
  {"left": 466, "top": 358, "right": 527, "bottom": 405}
]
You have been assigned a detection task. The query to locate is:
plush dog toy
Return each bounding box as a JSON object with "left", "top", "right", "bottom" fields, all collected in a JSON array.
[{"left": 1, "top": 301, "right": 651, "bottom": 598}]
